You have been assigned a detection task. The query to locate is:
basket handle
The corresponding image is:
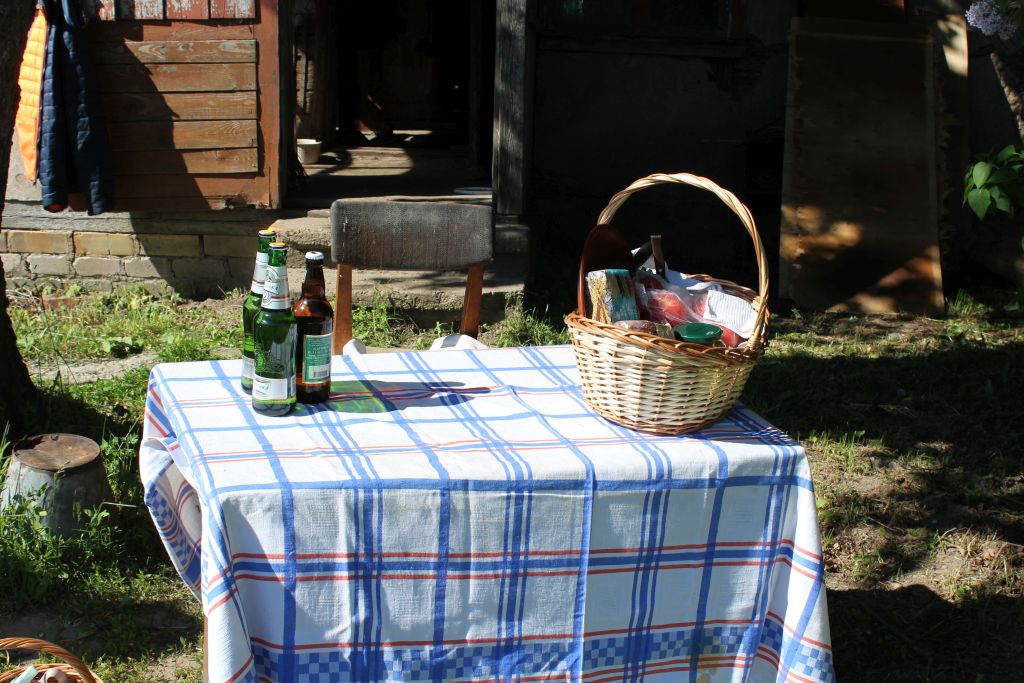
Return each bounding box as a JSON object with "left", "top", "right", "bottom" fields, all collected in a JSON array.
[
  {"left": 595, "top": 172, "right": 770, "bottom": 344},
  {"left": 0, "top": 638, "right": 100, "bottom": 683}
]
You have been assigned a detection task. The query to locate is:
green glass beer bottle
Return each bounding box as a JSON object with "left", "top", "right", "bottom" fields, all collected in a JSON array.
[
  {"left": 294, "top": 251, "right": 334, "bottom": 404},
  {"left": 252, "top": 242, "right": 297, "bottom": 416},
  {"left": 241, "top": 228, "right": 277, "bottom": 393}
]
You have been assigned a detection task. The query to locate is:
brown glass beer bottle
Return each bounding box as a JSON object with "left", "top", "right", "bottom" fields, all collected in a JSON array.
[{"left": 293, "top": 251, "right": 334, "bottom": 403}]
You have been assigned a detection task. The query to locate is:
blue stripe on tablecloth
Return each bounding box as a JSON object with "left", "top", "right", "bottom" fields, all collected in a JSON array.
[
  {"left": 376, "top": 352, "right": 453, "bottom": 683},
  {"left": 620, "top": 420, "right": 671, "bottom": 683},
  {"left": 770, "top": 437, "right": 818, "bottom": 680},
  {"left": 150, "top": 364, "right": 251, "bottom": 680},
  {"left": 374, "top": 479, "right": 385, "bottom": 680},
  {"left": 498, "top": 347, "right": 597, "bottom": 681},
  {"left": 777, "top": 447, "right": 826, "bottom": 683},
  {"left": 625, "top": 485, "right": 655, "bottom": 682},
  {"left": 211, "top": 361, "right": 299, "bottom": 683},
  {"left": 637, "top": 454, "right": 673, "bottom": 682},
  {"left": 145, "top": 385, "right": 171, "bottom": 431},
  {"left": 764, "top": 436, "right": 803, "bottom": 677},
  {"left": 341, "top": 357, "right": 409, "bottom": 683},
  {"left": 400, "top": 349, "right": 539, "bottom": 683},
  {"left": 687, "top": 437, "right": 730, "bottom": 683},
  {"left": 304, "top": 371, "right": 380, "bottom": 680},
  {"left": 467, "top": 348, "right": 560, "bottom": 672},
  {"left": 729, "top": 407, "right": 790, "bottom": 671}
]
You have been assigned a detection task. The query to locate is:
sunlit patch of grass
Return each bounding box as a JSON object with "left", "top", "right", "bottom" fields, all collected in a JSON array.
[
  {"left": 10, "top": 286, "right": 243, "bottom": 365},
  {"left": 484, "top": 295, "right": 569, "bottom": 347},
  {"left": 805, "top": 429, "right": 881, "bottom": 474},
  {"left": 350, "top": 289, "right": 417, "bottom": 348}
]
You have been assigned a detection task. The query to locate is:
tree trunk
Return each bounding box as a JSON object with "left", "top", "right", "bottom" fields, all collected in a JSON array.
[
  {"left": 0, "top": 0, "right": 42, "bottom": 435},
  {"left": 991, "top": 50, "right": 1024, "bottom": 143}
]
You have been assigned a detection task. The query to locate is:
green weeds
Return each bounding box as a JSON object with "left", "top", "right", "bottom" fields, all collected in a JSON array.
[
  {"left": 10, "top": 285, "right": 242, "bottom": 366},
  {"left": 351, "top": 289, "right": 415, "bottom": 347},
  {"left": 485, "top": 295, "right": 569, "bottom": 347},
  {"left": 2, "top": 283, "right": 1022, "bottom": 680}
]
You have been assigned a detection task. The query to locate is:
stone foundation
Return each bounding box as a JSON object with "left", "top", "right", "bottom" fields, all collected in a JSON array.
[{"left": 1, "top": 202, "right": 278, "bottom": 296}]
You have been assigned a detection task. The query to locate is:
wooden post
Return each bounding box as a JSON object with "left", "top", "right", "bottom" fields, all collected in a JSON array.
[
  {"left": 333, "top": 264, "right": 353, "bottom": 355},
  {"left": 254, "top": 0, "right": 284, "bottom": 208},
  {"left": 492, "top": 0, "right": 533, "bottom": 219},
  {"left": 460, "top": 264, "right": 485, "bottom": 338}
]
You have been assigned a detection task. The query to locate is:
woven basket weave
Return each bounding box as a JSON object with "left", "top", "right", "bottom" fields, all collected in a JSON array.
[
  {"left": 566, "top": 172, "right": 770, "bottom": 435},
  {"left": 0, "top": 638, "right": 102, "bottom": 683}
]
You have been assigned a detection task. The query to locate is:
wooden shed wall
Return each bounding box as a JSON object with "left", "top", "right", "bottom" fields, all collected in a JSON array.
[{"left": 79, "top": 0, "right": 282, "bottom": 210}]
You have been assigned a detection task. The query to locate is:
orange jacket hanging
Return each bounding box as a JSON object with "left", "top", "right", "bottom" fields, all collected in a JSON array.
[{"left": 16, "top": 9, "right": 46, "bottom": 183}]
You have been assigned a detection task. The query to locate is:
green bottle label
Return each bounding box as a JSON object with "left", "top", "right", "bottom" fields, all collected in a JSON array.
[{"left": 302, "top": 333, "right": 332, "bottom": 383}]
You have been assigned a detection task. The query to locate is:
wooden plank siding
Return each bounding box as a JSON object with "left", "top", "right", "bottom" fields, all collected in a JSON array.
[
  {"left": 166, "top": 0, "right": 211, "bottom": 20},
  {"left": 95, "top": 63, "right": 257, "bottom": 92},
  {"left": 86, "top": 0, "right": 254, "bottom": 20},
  {"left": 117, "top": 0, "right": 165, "bottom": 20},
  {"left": 113, "top": 149, "right": 258, "bottom": 174},
  {"left": 81, "top": 1, "right": 276, "bottom": 209},
  {"left": 108, "top": 121, "right": 258, "bottom": 150},
  {"left": 91, "top": 39, "right": 256, "bottom": 63},
  {"left": 105, "top": 92, "right": 257, "bottom": 121},
  {"left": 210, "top": 0, "right": 256, "bottom": 19}
]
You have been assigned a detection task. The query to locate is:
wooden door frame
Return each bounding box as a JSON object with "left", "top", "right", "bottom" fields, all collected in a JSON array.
[
  {"left": 261, "top": 0, "right": 289, "bottom": 209},
  {"left": 492, "top": 0, "right": 533, "bottom": 221},
  {"left": 276, "top": 0, "right": 532, "bottom": 216}
]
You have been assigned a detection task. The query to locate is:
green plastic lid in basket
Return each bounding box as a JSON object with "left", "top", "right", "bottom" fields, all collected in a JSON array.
[{"left": 674, "top": 322, "right": 723, "bottom": 345}]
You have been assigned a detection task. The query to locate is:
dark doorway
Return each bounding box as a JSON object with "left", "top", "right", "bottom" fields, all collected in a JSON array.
[{"left": 290, "top": 0, "right": 495, "bottom": 208}]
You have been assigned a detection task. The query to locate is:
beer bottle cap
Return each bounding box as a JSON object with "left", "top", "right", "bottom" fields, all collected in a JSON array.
[
  {"left": 258, "top": 228, "right": 276, "bottom": 236},
  {"left": 269, "top": 242, "right": 287, "bottom": 250},
  {"left": 305, "top": 251, "right": 324, "bottom": 264}
]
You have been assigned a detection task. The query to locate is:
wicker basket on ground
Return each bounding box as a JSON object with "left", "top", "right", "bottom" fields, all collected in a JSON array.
[
  {"left": 566, "top": 172, "right": 770, "bottom": 435},
  {"left": 0, "top": 638, "right": 102, "bottom": 683}
]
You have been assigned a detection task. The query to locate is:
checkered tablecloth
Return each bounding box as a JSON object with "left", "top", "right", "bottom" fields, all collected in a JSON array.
[{"left": 140, "top": 345, "right": 834, "bottom": 683}]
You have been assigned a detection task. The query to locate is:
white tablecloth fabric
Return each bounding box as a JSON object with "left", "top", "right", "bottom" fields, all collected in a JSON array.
[{"left": 140, "top": 345, "right": 834, "bottom": 683}]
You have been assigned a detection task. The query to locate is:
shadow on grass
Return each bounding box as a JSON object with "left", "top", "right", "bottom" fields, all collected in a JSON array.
[
  {"left": 1, "top": 368, "right": 204, "bottom": 661},
  {"left": 743, "top": 340, "right": 1024, "bottom": 680},
  {"left": 828, "top": 583, "right": 1024, "bottom": 681}
]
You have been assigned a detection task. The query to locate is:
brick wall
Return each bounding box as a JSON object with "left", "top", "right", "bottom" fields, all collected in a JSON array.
[
  {"left": 4, "top": 141, "right": 277, "bottom": 296},
  {"left": 1, "top": 203, "right": 277, "bottom": 296}
]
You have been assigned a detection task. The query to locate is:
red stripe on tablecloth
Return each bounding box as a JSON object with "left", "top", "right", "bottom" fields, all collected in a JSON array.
[{"left": 767, "top": 611, "right": 832, "bottom": 651}]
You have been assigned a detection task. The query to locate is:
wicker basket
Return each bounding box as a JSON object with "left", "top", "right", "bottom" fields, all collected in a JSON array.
[
  {"left": 0, "top": 638, "right": 102, "bottom": 683},
  {"left": 566, "top": 172, "right": 770, "bottom": 435}
]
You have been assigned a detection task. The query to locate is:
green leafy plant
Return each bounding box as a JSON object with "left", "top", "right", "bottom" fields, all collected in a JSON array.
[{"left": 963, "top": 144, "right": 1024, "bottom": 222}]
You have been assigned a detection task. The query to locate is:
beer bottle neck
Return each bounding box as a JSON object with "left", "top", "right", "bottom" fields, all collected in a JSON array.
[{"left": 301, "top": 265, "right": 326, "bottom": 298}]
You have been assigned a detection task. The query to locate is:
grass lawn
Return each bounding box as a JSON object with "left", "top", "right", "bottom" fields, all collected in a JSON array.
[{"left": 0, "top": 282, "right": 1021, "bottom": 681}]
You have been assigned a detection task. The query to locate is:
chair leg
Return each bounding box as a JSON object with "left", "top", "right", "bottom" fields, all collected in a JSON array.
[
  {"left": 460, "top": 264, "right": 484, "bottom": 338},
  {"left": 334, "top": 264, "right": 354, "bottom": 355}
]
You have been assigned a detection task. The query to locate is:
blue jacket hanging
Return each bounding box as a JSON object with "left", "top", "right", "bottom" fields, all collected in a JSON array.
[{"left": 37, "top": 0, "right": 114, "bottom": 215}]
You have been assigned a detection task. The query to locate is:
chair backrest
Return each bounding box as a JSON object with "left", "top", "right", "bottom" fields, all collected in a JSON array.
[{"left": 329, "top": 199, "right": 494, "bottom": 353}]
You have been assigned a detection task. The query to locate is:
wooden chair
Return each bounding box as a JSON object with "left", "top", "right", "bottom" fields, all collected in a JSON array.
[{"left": 329, "top": 199, "right": 494, "bottom": 355}]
